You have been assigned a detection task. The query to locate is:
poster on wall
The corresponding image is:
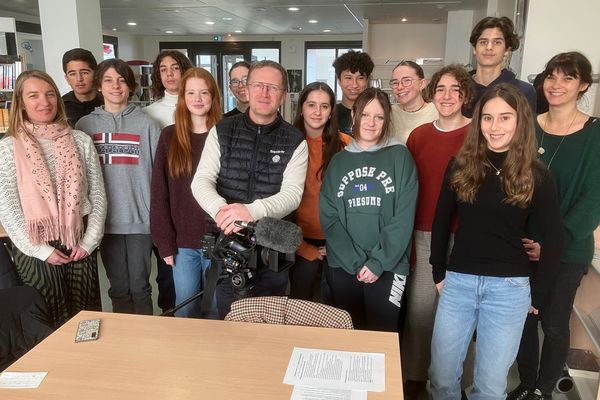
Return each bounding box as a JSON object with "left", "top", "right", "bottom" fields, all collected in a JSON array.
[{"left": 103, "top": 43, "right": 115, "bottom": 60}]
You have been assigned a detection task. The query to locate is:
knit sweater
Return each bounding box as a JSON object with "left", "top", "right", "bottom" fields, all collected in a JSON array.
[
  {"left": 76, "top": 104, "right": 161, "bottom": 234},
  {"left": 534, "top": 117, "right": 600, "bottom": 265},
  {"left": 320, "top": 139, "right": 418, "bottom": 277},
  {"left": 150, "top": 125, "right": 212, "bottom": 258},
  {"left": 143, "top": 92, "right": 178, "bottom": 129},
  {"left": 0, "top": 130, "right": 107, "bottom": 261},
  {"left": 406, "top": 121, "right": 469, "bottom": 231},
  {"left": 430, "top": 151, "right": 563, "bottom": 308},
  {"left": 391, "top": 102, "right": 439, "bottom": 144},
  {"left": 296, "top": 132, "right": 352, "bottom": 261}
]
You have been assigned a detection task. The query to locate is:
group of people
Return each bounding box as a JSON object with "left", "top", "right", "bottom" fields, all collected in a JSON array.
[{"left": 0, "top": 14, "right": 598, "bottom": 400}]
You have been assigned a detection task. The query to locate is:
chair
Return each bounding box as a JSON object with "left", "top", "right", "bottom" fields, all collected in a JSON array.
[{"left": 225, "top": 296, "right": 353, "bottom": 329}]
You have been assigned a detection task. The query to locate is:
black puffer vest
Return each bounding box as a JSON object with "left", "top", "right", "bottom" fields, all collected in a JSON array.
[{"left": 215, "top": 112, "right": 304, "bottom": 204}]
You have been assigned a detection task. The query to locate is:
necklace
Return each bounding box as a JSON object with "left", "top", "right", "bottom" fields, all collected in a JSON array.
[
  {"left": 486, "top": 156, "right": 502, "bottom": 176},
  {"left": 403, "top": 100, "right": 426, "bottom": 113},
  {"left": 538, "top": 111, "right": 577, "bottom": 167}
]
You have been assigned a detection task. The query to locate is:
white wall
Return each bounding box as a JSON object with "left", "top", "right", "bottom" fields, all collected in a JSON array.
[
  {"left": 522, "top": 0, "right": 600, "bottom": 115},
  {"left": 366, "top": 22, "right": 447, "bottom": 80}
]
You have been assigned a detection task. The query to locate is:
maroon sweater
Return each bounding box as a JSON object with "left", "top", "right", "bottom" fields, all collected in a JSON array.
[{"left": 150, "top": 125, "right": 211, "bottom": 258}]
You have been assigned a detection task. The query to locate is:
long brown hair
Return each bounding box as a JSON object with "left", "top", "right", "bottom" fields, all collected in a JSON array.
[
  {"left": 293, "top": 82, "right": 342, "bottom": 178},
  {"left": 168, "top": 68, "right": 222, "bottom": 178},
  {"left": 8, "top": 70, "right": 68, "bottom": 137},
  {"left": 451, "top": 83, "right": 538, "bottom": 208}
]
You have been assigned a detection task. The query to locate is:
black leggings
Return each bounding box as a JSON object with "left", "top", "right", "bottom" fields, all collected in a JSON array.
[{"left": 327, "top": 267, "right": 405, "bottom": 331}]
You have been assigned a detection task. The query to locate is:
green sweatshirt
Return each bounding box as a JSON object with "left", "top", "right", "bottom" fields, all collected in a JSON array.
[
  {"left": 535, "top": 117, "right": 600, "bottom": 265},
  {"left": 319, "top": 139, "right": 418, "bottom": 276}
]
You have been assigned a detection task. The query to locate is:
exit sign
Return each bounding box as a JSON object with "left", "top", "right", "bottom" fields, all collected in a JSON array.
[{"left": 213, "top": 35, "right": 222, "bottom": 41}]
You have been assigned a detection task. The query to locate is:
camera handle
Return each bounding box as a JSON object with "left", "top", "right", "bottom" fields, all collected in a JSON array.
[{"left": 159, "top": 257, "right": 224, "bottom": 317}]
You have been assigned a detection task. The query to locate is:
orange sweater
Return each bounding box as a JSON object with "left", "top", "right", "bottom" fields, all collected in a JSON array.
[{"left": 296, "top": 132, "right": 352, "bottom": 260}]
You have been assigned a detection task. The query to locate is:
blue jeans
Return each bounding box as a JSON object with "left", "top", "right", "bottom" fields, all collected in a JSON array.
[
  {"left": 429, "top": 271, "right": 530, "bottom": 400},
  {"left": 173, "top": 248, "right": 218, "bottom": 319}
]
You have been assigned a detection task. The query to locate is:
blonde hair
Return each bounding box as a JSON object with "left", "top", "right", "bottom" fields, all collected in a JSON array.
[{"left": 8, "top": 70, "right": 68, "bottom": 137}]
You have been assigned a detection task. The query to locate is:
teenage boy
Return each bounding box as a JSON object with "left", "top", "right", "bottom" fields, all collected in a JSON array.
[
  {"left": 224, "top": 61, "right": 250, "bottom": 118},
  {"left": 62, "top": 48, "right": 103, "bottom": 127},
  {"left": 464, "top": 16, "right": 536, "bottom": 117},
  {"left": 332, "top": 51, "right": 374, "bottom": 135}
]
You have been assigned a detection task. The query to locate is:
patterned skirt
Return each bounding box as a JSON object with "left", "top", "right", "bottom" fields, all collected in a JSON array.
[{"left": 13, "top": 245, "right": 102, "bottom": 328}]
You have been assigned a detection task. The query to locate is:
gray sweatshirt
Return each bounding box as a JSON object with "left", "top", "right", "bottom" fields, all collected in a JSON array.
[{"left": 76, "top": 104, "right": 161, "bottom": 234}]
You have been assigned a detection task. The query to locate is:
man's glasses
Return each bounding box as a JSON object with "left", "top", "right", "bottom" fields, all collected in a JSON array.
[
  {"left": 229, "top": 77, "right": 248, "bottom": 87},
  {"left": 248, "top": 82, "right": 284, "bottom": 94},
  {"left": 389, "top": 77, "right": 420, "bottom": 89}
]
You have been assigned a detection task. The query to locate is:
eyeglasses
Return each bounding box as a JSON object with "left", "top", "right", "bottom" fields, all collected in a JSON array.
[
  {"left": 389, "top": 77, "right": 420, "bottom": 89},
  {"left": 229, "top": 77, "right": 248, "bottom": 87},
  {"left": 248, "top": 81, "right": 284, "bottom": 94}
]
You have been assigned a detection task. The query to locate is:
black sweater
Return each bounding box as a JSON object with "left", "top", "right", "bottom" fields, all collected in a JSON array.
[{"left": 430, "top": 151, "right": 563, "bottom": 308}]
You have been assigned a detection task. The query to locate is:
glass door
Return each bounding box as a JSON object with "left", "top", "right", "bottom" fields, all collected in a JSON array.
[{"left": 221, "top": 54, "right": 245, "bottom": 114}]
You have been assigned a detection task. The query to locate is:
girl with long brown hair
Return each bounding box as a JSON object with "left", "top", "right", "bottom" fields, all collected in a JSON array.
[
  {"left": 289, "top": 82, "right": 351, "bottom": 301},
  {"left": 428, "top": 83, "right": 563, "bottom": 399},
  {"left": 150, "top": 67, "right": 222, "bottom": 318}
]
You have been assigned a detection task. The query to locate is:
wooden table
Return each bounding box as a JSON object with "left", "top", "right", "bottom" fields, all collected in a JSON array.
[{"left": 1, "top": 311, "right": 403, "bottom": 399}]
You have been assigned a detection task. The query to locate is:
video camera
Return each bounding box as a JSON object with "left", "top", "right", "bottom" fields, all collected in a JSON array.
[{"left": 201, "top": 220, "right": 297, "bottom": 299}]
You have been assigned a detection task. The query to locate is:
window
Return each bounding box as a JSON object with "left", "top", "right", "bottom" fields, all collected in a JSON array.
[{"left": 305, "top": 41, "right": 362, "bottom": 101}]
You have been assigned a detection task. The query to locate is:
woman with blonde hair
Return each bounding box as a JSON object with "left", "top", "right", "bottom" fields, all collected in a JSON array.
[
  {"left": 0, "top": 70, "right": 106, "bottom": 327},
  {"left": 151, "top": 67, "right": 222, "bottom": 318},
  {"left": 429, "top": 83, "right": 563, "bottom": 399}
]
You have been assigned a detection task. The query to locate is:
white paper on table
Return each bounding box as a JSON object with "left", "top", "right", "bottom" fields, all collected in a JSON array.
[
  {"left": 291, "top": 385, "right": 368, "bottom": 400},
  {"left": 0, "top": 371, "right": 48, "bottom": 388},
  {"left": 284, "top": 347, "right": 385, "bottom": 392}
]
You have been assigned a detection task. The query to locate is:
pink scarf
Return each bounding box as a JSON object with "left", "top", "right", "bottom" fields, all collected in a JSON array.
[{"left": 13, "top": 122, "right": 84, "bottom": 248}]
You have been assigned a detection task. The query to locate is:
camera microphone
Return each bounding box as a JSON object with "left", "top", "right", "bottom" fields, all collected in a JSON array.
[{"left": 234, "top": 217, "right": 302, "bottom": 254}]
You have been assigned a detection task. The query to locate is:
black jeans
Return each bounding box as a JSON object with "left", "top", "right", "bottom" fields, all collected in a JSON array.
[
  {"left": 153, "top": 246, "right": 176, "bottom": 312},
  {"left": 288, "top": 238, "right": 331, "bottom": 302},
  {"left": 516, "top": 262, "right": 587, "bottom": 394}
]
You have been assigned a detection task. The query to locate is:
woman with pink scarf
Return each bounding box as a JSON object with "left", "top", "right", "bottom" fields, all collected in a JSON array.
[{"left": 0, "top": 70, "right": 107, "bottom": 327}]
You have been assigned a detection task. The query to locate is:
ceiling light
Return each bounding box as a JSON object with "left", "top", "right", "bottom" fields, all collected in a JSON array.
[
  {"left": 292, "top": 26, "right": 302, "bottom": 31},
  {"left": 222, "top": 17, "right": 233, "bottom": 21},
  {"left": 234, "top": 30, "right": 242, "bottom": 33},
  {"left": 436, "top": 4, "right": 445, "bottom": 9},
  {"left": 205, "top": 21, "right": 215, "bottom": 25},
  {"left": 401, "top": 17, "right": 408, "bottom": 22},
  {"left": 165, "top": 30, "right": 173, "bottom": 34},
  {"left": 288, "top": 7, "right": 300, "bottom": 11},
  {"left": 323, "top": 29, "right": 331, "bottom": 33},
  {"left": 112, "top": 28, "right": 117, "bottom": 31},
  {"left": 227, "top": 34, "right": 232, "bottom": 37},
  {"left": 127, "top": 22, "right": 137, "bottom": 26},
  {"left": 308, "top": 20, "right": 318, "bottom": 23}
]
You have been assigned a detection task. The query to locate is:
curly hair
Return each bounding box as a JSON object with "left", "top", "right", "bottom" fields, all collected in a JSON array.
[
  {"left": 451, "top": 83, "right": 539, "bottom": 208},
  {"left": 469, "top": 16, "right": 520, "bottom": 51},
  {"left": 169, "top": 68, "right": 222, "bottom": 178},
  {"left": 333, "top": 50, "right": 374, "bottom": 79},
  {"left": 293, "top": 82, "right": 342, "bottom": 178},
  {"left": 150, "top": 50, "right": 193, "bottom": 100},
  {"left": 425, "top": 64, "right": 474, "bottom": 105}
]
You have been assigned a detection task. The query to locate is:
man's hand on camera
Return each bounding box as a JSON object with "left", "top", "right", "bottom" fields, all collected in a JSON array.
[{"left": 216, "top": 203, "right": 254, "bottom": 235}]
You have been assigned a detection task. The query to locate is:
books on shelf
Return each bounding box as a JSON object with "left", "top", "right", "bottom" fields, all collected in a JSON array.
[{"left": 0, "top": 54, "right": 23, "bottom": 91}]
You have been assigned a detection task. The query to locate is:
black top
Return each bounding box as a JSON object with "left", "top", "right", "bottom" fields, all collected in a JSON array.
[
  {"left": 62, "top": 91, "right": 104, "bottom": 128},
  {"left": 335, "top": 103, "right": 353, "bottom": 135},
  {"left": 223, "top": 107, "right": 242, "bottom": 119},
  {"left": 430, "top": 150, "right": 563, "bottom": 308}
]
